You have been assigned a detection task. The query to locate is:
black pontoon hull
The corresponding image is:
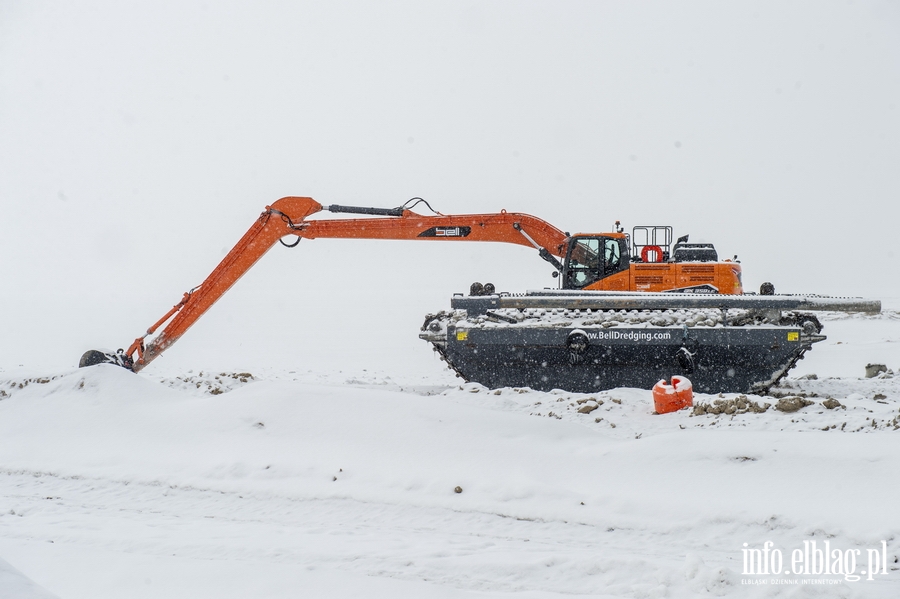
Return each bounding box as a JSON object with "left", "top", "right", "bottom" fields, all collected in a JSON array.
[{"left": 437, "top": 325, "right": 809, "bottom": 394}]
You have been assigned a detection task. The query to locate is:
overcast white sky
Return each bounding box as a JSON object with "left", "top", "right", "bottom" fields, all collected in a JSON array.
[{"left": 1, "top": 1, "right": 898, "bottom": 372}]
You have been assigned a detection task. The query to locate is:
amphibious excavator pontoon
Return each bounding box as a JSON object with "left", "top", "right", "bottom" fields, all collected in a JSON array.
[{"left": 80, "top": 196, "right": 880, "bottom": 393}]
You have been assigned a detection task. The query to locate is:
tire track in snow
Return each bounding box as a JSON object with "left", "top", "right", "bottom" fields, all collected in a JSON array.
[{"left": 0, "top": 468, "right": 702, "bottom": 594}]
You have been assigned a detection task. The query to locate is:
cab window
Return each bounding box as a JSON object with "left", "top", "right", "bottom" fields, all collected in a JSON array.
[
  {"left": 604, "top": 238, "right": 620, "bottom": 269},
  {"left": 567, "top": 238, "right": 601, "bottom": 287}
]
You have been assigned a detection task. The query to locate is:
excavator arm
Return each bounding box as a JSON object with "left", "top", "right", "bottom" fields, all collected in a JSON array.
[{"left": 82, "top": 196, "right": 569, "bottom": 372}]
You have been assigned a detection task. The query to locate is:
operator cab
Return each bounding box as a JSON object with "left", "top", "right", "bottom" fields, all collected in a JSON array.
[{"left": 562, "top": 234, "right": 629, "bottom": 289}]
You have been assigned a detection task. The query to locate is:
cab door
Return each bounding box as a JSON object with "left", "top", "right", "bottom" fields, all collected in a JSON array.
[{"left": 597, "top": 237, "right": 630, "bottom": 290}]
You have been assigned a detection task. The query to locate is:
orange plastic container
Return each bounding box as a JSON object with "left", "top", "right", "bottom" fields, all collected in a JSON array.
[{"left": 652, "top": 376, "right": 693, "bottom": 414}]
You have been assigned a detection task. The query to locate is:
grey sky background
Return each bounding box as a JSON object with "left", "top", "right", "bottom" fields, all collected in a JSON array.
[{"left": 1, "top": 1, "right": 898, "bottom": 372}]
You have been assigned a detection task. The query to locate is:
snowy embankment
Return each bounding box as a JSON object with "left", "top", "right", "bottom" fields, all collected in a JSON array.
[{"left": 0, "top": 309, "right": 899, "bottom": 598}]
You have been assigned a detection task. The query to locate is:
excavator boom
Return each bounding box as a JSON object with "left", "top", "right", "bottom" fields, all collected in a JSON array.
[{"left": 83, "top": 196, "right": 569, "bottom": 372}]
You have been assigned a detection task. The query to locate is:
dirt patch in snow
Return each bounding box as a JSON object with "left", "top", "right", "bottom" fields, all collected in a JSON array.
[{"left": 153, "top": 371, "right": 255, "bottom": 395}]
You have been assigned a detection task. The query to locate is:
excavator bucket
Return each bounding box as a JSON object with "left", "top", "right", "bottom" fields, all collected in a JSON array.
[{"left": 79, "top": 349, "right": 134, "bottom": 370}]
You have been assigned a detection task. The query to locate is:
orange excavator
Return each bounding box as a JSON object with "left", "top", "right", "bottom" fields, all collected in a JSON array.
[
  {"left": 79, "top": 196, "right": 744, "bottom": 373},
  {"left": 82, "top": 195, "right": 881, "bottom": 394}
]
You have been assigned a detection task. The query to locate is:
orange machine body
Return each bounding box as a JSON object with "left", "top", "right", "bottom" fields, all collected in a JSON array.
[
  {"left": 562, "top": 230, "right": 742, "bottom": 295},
  {"left": 586, "top": 260, "right": 743, "bottom": 294}
]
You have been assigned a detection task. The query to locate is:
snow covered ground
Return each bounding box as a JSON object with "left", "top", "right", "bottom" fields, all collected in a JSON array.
[{"left": 1, "top": 305, "right": 899, "bottom": 598}]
